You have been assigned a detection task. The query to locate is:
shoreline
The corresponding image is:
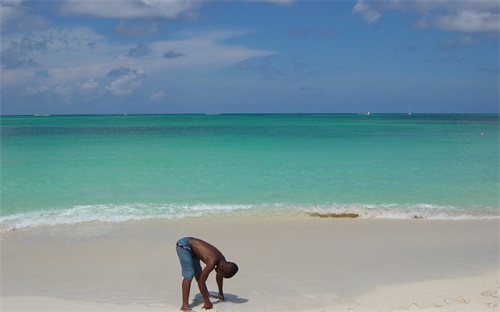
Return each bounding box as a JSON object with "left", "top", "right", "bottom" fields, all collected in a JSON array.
[
  {"left": 1, "top": 217, "right": 498, "bottom": 311},
  {"left": 2, "top": 205, "right": 498, "bottom": 233}
]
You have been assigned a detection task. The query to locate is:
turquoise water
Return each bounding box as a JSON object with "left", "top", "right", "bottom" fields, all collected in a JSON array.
[{"left": 1, "top": 114, "right": 498, "bottom": 229}]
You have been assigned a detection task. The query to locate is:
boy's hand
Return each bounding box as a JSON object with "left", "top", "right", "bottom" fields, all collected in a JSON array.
[
  {"left": 211, "top": 293, "right": 224, "bottom": 301},
  {"left": 202, "top": 302, "right": 213, "bottom": 310}
]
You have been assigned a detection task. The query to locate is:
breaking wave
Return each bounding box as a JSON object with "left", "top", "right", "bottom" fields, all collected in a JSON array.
[{"left": 0, "top": 202, "right": 498, "bottom": 232}]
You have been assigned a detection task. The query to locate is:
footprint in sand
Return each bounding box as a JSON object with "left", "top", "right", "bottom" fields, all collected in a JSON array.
[
  {"left": 481, "top": 290, "right": 498, "bottom": 298},
  {"left": 452, "top": 297, "right": 471, "bottom": 304}
]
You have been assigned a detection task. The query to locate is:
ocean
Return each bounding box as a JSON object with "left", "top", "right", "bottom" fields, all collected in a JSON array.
[{"left": 1, "top": 114, "right": 498, "bottom": 230}]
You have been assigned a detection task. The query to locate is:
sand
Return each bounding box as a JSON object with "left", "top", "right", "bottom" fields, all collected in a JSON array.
[{"left": 1, "top": 217, "right": 498, "bottom": 311}]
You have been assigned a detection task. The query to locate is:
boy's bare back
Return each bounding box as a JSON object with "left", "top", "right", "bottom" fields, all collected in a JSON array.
[{"left": 189, "top": 237, "right": 226, "bottom": 266}]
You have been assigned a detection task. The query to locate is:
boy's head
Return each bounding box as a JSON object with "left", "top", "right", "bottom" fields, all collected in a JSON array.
[{"left": 222, "top": 261, "right": 238, "bottom": 278}]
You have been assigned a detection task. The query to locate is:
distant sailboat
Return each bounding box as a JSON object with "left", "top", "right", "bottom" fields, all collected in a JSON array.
[
  {"left": 366, "top": 111, "right": 371, "bottom": 116},
  {"left": 408, "top": 110, "right": 412, "bottom": 116}
]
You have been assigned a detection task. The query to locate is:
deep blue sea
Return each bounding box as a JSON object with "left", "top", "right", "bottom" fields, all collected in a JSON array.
[{"left": 1, "top": 114, "right": 498, "bottom": 230}]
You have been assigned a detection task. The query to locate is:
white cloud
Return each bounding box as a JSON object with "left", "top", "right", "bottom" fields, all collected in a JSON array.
[
  {"left": 106, "top": 69, "right": 144, "bottom": 96},
  {"left": 1, "top": 27, "right": 108, "bottom": 68},
  {"left": 353, "top": 0, "right": 499, "bottom": 34},
  {"left": 114, "top": 22, "right": 159, "bottom": 37},
  {"left": 40, "top": 28, "right": 99, "bottom": 51},
  {"left": 260, "top": 0, "right": 294, "bottom": 6},
  {"left": 2, "top": 27, "right": 124, "bottom": 85},
  {"left": 1, "top": 0, "right": 50, "bottom": 32},
  {"left": 2, "top": 26, "right": 276, "bottom": 101},
  {"left": 433, "top": 10, "right": 499, "bottom": 33},
  {"left": 439, "top": 35, "right": 479, "bottom": 49},
  {"left": 59, "top": 0, "right": 295, "bottom": 20},
  {"left": 0, "top": 68, "right": 34, "bottom": 85},
  {"left": 147, "top": 30, "right": 276, "bottom": 72},
  {"left": 149, "top": 91, "right": 165, "bottom": 101},
  {"left": 1, "top": 0, "right": 24, "bottom": 27},
  {"left": 24, "top": 85, "right": 49, "bottom": 96},
  {"left": 79, "top": 78, "right": 99, "bottom": 92},
  {"left": 352, "top": 0, "right": 381, "bottom": 24},
  {"left": 59, "top": 0, "right": 202, "bottom": 19},
  {"left": 23, "top": 79, "right": 72, "bottom": 99}
]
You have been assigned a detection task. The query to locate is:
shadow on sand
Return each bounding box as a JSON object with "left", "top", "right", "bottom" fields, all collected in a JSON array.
[{"left": 191, "top": 292, "right": 248, "bottom": 309}]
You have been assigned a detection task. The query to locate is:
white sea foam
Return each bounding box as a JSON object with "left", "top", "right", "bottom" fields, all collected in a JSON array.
[
  {"left": 0, "top": 203, "right": 498, "bottom": 232},
  {"left": 302, "top": 203, "right": 499, "bottom": 220}
]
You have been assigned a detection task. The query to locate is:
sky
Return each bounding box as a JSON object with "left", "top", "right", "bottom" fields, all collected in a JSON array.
[{"left": 1, "top": 0, "right": 499, "bottom": 115}]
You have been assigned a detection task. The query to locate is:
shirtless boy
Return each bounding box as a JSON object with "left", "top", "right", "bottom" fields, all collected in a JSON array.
[{"left": 176, "top": 237, "right": 238, "bottom": 311}]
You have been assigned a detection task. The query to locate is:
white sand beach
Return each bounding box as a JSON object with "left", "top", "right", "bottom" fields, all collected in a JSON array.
[{"left": 1, "top": 217, "right": 498, "bottom": 311}]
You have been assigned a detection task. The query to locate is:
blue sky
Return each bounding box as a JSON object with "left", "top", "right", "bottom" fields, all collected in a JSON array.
[{"left": 1, "top": 0, "right": 498, "bottom": 115}]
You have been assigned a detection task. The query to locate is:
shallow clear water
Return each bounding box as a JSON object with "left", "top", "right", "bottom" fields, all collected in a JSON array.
[{"left": 1, "top": 114, "right": 498, "bottom": 229}]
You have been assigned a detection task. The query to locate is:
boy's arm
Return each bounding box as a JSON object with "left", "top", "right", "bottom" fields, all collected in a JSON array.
[
  {"left": 197, "top": 264, "right": 216, "bottom": 308},
  {"left": 216, "top": 271, "right": 224, "bottom": 301}
]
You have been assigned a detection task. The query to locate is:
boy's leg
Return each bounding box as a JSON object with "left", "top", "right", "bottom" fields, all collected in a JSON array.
[
  {"left": 176, "top": 238, "right": 197, "bottom": 310},
  {"left": 181, "top": 278, "right": 192, "bottom": 311}
]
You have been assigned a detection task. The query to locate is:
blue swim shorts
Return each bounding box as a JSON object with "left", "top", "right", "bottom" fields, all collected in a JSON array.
[{"left": 176, "top": 237, "right": 202, "bottom": 280}]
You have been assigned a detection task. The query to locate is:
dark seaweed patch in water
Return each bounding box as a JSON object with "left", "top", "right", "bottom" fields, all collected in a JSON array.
[{"left": 307, "top": 212, "right": 359, "bottom": 218}]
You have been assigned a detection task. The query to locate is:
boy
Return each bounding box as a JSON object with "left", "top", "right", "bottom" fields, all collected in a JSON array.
[{"left": 176, "top": 237, "right": 238, "bottom": 311}]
